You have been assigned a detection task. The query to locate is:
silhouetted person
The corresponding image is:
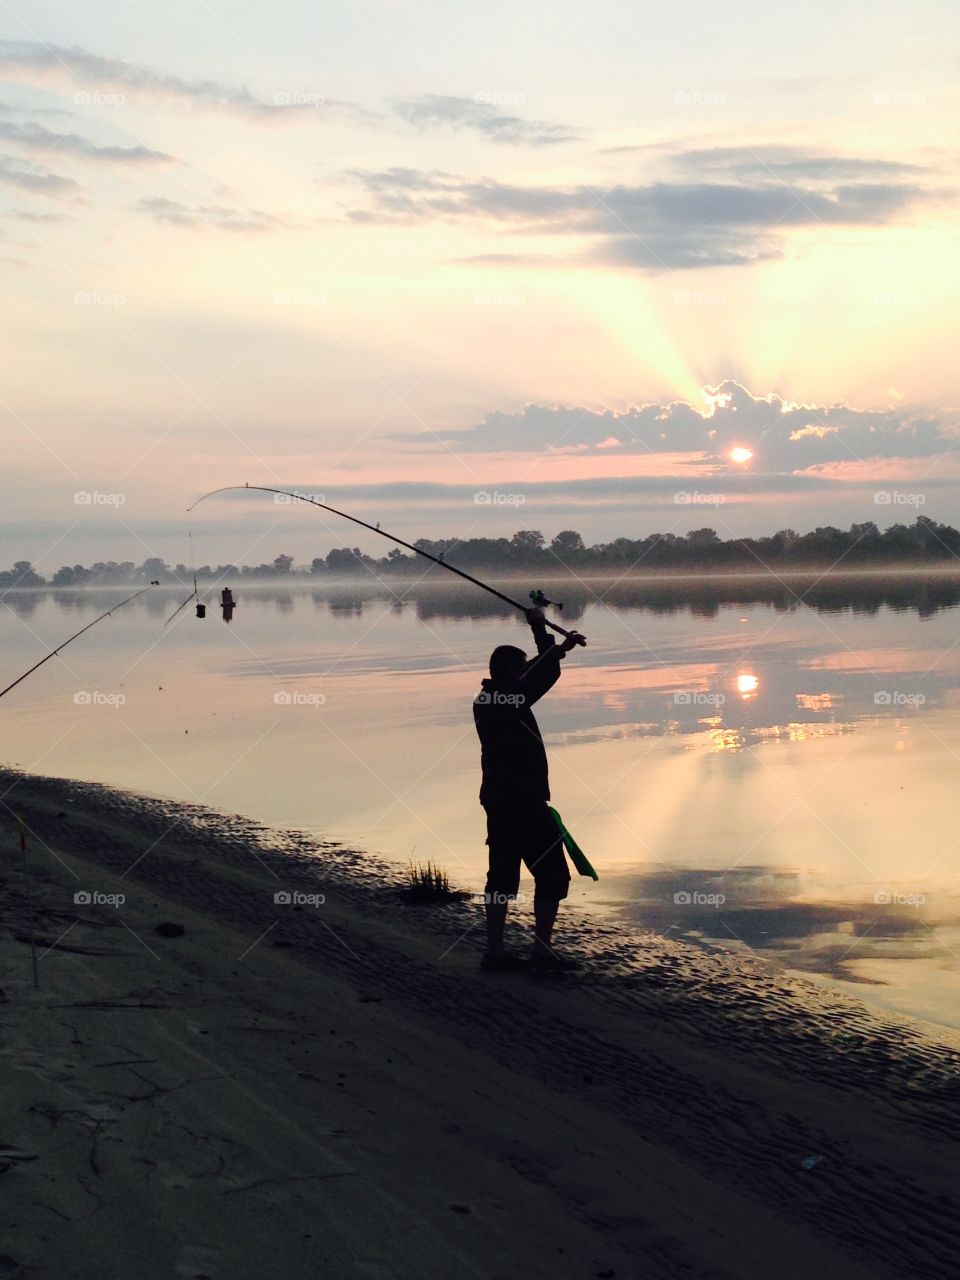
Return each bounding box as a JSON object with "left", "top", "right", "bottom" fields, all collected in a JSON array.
[{"left": 473, "top": 606, "right": 584, "bottom": 972}]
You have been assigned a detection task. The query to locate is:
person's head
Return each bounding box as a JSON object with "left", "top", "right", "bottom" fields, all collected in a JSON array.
[{"left": 489, "top": 644, "right": 526, "bottom": 683}]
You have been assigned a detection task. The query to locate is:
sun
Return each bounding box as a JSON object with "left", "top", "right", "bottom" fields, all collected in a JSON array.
[{"left": 730, "top": 446, "right": 754, "bottom": 464}]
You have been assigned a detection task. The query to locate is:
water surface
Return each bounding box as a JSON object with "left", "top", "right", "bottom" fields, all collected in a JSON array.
[{"left": 3, "top": 574, "right": 958, "bottom": 1030}]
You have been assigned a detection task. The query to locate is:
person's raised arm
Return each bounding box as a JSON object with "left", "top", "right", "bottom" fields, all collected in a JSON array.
[{"left": 517, "top": 607, "right": 583, "bottom": 705}]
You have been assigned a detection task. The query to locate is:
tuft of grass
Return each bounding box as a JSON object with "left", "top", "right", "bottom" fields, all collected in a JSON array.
[{"left": 406, "top": 860, "right": 454, "bottom": 902}]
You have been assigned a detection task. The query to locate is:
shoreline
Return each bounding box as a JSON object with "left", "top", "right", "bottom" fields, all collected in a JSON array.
[
  {"left": 8, "top": 561, "right": 960, "bottom": 594},
  {"left": 3, "top": 766, "right": 959, "bottom": 1277}
]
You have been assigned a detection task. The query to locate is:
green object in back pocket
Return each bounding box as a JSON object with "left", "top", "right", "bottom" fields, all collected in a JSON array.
[{"left": 548, "top": 806, "right": 599, "bottom": 880}]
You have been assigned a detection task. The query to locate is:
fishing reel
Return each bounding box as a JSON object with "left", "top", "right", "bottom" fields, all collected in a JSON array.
[
  {"left": 529, "top": 588, "right": 562, "bottom": 611},
  {"left": 529, "top": 587, "right": 586, "bottom": 647}
]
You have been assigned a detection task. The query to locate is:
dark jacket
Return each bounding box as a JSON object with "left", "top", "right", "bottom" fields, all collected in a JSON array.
[{"left": 474, "top": 624, "right": 564, "bottom": 808}]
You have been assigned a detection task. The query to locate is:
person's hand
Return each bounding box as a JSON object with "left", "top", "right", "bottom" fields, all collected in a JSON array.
[
  {"left": 525, "top": 606, "right": 546, "bottom": 627},
  {"left": 560, "top": 630, "right": 586, "bottom": 652}
]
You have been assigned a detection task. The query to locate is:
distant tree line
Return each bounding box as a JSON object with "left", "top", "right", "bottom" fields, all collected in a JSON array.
[{"left": 3, "top": 517, "right": 960, "bottom": 588}]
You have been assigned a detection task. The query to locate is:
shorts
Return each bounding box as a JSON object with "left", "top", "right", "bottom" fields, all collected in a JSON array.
[{"left": 484, "top": 802, "right": 570, "bottom": 903}]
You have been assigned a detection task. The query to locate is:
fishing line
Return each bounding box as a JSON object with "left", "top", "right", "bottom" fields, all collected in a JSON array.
[
  {"left": 187, "top": 484, "right": 587, "bottom": 644},
  {"left": 0, "top": 581, "right": 159, "bottom": 700},
  {"left": 163, "top": 532, "right": 205, "bottom": 626}
]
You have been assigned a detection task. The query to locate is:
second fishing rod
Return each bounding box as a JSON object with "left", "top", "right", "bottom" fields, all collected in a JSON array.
[{"left": 187, "top": 485, "right": 588, "bottom": 645}]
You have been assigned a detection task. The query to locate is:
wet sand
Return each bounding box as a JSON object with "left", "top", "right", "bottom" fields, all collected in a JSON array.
[{"left": 2, "top": 766, "right": 959, "bottom": 1279}]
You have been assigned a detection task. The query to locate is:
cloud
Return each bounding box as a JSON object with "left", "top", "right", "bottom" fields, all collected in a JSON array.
[
  {"left": 344, "top": 162, "right": 935, "bottom": 270},
  {"left": 1, "top": 207, "right": 68, "bottom": 222},
  {"left": 201, "top": 470, "right": 853, "bottom": 507},
  {"left": 394, "top": 382, "right": 955, "bottom": 471},
  {"left": 0, "top": 152, "right": 80, "bottom": 197},
  {"left": 0, "top": 40, "right": 370, "bottom": 123},
  {"left": 666, "top": 144, "right": 929, "bottom": 185},
  {"left": 0, "top": 119, "right": 173, "bottom": 164},
  {"left": 394, "top": 94, "right": 577, "bottom": 146},
  {"left": 135, "top": 196, "right": 289, "bottom": 232}
]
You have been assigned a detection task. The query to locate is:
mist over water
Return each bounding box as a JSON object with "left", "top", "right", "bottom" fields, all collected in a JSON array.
[{"left": 3, "top": 574, "right": 959, "bottom": 1030}]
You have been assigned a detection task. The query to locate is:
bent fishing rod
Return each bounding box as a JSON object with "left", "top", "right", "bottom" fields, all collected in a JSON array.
[
  {"left": 0, "top": 582, "right": 159, "bottom": 700},
  {"left": 187, "top": 485, "right": 587, "bottom": 645}
]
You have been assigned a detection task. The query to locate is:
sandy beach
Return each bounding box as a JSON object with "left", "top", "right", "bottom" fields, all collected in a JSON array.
[{"left": 2, "top": 765, "right": 958, "bottom": 1279}]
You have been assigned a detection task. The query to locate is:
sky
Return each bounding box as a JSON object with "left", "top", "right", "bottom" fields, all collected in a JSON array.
[{"left": 1, "top": 0, "right": 958, "bottom": 569}]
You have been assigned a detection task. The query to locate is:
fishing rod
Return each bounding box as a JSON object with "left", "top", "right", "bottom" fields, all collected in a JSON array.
[
  {"left": 187, "top": 485, "right": 587, "bottom": 645},
  {"left": 0, "top": 582, "right": 159, "bottom": 701}
]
